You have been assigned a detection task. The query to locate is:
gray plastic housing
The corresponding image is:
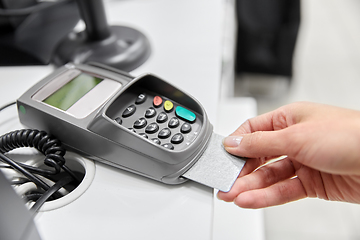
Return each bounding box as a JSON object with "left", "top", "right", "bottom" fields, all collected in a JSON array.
[{"left": 17, "top": 63, "right": 213, "bottom": 184}]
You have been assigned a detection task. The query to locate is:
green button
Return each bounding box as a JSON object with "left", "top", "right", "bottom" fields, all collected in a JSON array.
[{"left": 175, "top": 106, "right": 196, "bottom": 123}]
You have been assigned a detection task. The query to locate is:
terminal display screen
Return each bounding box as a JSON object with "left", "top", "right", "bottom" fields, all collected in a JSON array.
[{"left": 43, "top": 73, "right": 103, "bottom": 111}]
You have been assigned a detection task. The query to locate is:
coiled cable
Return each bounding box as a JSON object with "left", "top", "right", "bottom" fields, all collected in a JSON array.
[
  {"left": 0, "top": 151, "right": 54, "bottom": 195},
  {"left": 0, "top": 102, "right": 83, "bottom": 211},
  {"left": 0, "top": 129, "right": 80, "bottom": 183}
]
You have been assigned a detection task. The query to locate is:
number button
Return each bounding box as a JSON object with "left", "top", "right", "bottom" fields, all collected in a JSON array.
[
  {"left": 133, "top": 118, "right": 147, "bottom": 129},
  {"left": 145, "top": 107, "right": 156, "bottom": 118},
  {"left": 145, "top": 123, "right": 159, "bottom": 134},
  {"left": 156, "top": 112, "right": 168, "bottom": 123},
  {"left": 139, "top": 133, "right": 148, "bottom": 139},
  {"left": 151, "top": 138, "right": 161, "bottom": 145},
  {"left": 122, "top": 105, "right": 136, "bottom": 118},
  {"left": 158, "top": 128, "right": 171, "bottom": 139},
  {"left": 135, "top": 93, "right": 147, "bottom": 104},
  {"left": 162, "top": 143, "right": 174, "bottom": 150},
  {"left": 168, "top": 117, "right": 180, "bottom": 128},
  {"left": 114, "top": 117, "right": 122, "bottom": 125},
  {"left": 180, "top": 123, "right": 192, "bottom": 133},
  {"left": 171, "top": 133, "right": 184, "bottom": 144}
]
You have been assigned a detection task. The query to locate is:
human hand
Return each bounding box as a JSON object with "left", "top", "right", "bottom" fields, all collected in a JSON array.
[{"left": 217, "top": 102, "right": 360, "bottom": 208}]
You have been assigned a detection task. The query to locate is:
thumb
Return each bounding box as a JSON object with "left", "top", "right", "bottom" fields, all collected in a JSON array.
[{"left": 223, "top": 129, "right": 295, "bottom": 158}]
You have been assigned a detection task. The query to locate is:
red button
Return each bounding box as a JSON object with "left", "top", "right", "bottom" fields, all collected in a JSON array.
[{"left": 153, "top": 96, "right": 163, "bottom": 108}]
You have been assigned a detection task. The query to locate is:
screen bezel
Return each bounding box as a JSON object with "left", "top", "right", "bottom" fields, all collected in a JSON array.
[
  {"left": 32, "top": 69, "right": 122, "bottom": 119},
  {"left": 43, "top": 72, "right": 104, "bottom": 111}
]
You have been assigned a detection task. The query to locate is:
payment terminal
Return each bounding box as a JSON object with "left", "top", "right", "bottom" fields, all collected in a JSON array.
[
  {"left": 17, "top": 63, "right": 213, "bottom": 185},
  {"left": 17, "top": 63, "right": 245, "bottom": 191}
]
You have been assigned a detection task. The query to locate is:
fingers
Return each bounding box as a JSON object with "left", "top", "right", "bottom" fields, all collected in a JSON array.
[
  {"left": 237, "top": 155, "right": 284, "bottom": 178},
  {"left": 234, "top": 177, "right": 307, "bottom": 208},
  {"left": 218, "top": 157, "right": 296, "bottom": 202},
  {"left": 230, "top": 103, "right": 299, "bottom": 136},
  {"left": 230, "top": 112, "right": 280, "bottom": 136},
  {"left": 223, "top": 128, "right": 299, "bottom": 158},
  {"left": 224, "top": 102, "right": 312, "bottom": 158}
]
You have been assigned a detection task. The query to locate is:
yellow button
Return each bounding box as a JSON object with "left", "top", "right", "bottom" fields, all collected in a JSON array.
[{"left": 164, "top": 100, "right": 174, "bottom": 112}]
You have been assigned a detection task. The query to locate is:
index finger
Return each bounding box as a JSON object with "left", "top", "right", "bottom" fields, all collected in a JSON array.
[{"left": 231, "top": 105, "right": 295, "bottom": 136}]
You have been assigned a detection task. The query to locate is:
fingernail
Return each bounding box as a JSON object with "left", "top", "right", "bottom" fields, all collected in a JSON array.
[{"left": 223, "top": 136, "right": 243, "bottom": 148}]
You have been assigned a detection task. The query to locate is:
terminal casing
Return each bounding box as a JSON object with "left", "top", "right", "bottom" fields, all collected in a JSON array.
[{"left": 17, "top": 63, "right": 213, "bottom": 184}]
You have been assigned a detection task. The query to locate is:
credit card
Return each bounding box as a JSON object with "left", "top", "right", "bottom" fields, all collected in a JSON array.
[{"left": 182, "top": 133, "right": 246, "bottom": 192}]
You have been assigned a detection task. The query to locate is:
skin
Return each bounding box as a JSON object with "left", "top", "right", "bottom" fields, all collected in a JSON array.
[{"left": 217, "top": 102, "right": 360, "bottom": 209}]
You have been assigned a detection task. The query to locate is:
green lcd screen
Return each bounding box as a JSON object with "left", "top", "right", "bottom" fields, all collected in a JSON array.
[{"left": 43, "top": 73, "right": 103, "bottom": 111}]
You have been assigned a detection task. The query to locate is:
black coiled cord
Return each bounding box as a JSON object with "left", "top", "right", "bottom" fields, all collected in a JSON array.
[
  {"left": 0, "top": 129, "right": 80, "bottom": 183},
  {"left": 0, "top": 102, "right": 83, "bottom": 211},
  {"left": 1, "top": 129, "right": 65, "bottom": 173}
]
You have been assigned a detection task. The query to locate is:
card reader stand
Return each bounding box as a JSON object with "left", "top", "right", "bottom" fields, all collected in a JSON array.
[
  {"left": 52, "top": 0, "right": 151, "bottom": 72},
  {"left": 0, "top": 1, "right": 80, "bottom": 66}
]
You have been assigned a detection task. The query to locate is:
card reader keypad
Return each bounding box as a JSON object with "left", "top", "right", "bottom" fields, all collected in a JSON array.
[{"left": 113, "top": 92, "right": 201, "bottom": 151}]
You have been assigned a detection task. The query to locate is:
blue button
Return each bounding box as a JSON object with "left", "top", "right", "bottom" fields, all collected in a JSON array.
[{"left": 175, "top": 106, "right": 196, "bottom": 123}]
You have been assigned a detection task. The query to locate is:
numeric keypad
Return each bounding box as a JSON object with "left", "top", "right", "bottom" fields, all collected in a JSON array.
[{"left": 114, "top": 92, "right": 198, "bottom": 150}]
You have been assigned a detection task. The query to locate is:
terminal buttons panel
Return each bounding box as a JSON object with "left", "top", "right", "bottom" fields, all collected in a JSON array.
[{"left": 108, "top": 91, "right": 202, "bottom": 151}]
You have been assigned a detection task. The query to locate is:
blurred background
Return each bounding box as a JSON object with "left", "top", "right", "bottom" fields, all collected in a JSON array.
[
  {"left": 232, "top": 0, "right": 360, "bottom": 239},
  {"left": 1, "top": 0, "right": 360, "bottom": 239},
  {"left": 234, "top": 0, "right": 360, "bottom": 113}
]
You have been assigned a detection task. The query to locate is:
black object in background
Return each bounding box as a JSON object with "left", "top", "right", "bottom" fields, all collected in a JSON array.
[
  {"left": 0, "top": 0, "right": 151, "bottom": 71},
  {"left": 0, "top": 170, "right": 42, "bottom": 240},
  {"left": 52, "top": 0, "right": 151, "bottom": 72},
  {"left": 235, "top": 0, "right": 301, "bottom": 77},
  {"left": 0, "top": 0, "right": 80, "bottom": 66}
]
